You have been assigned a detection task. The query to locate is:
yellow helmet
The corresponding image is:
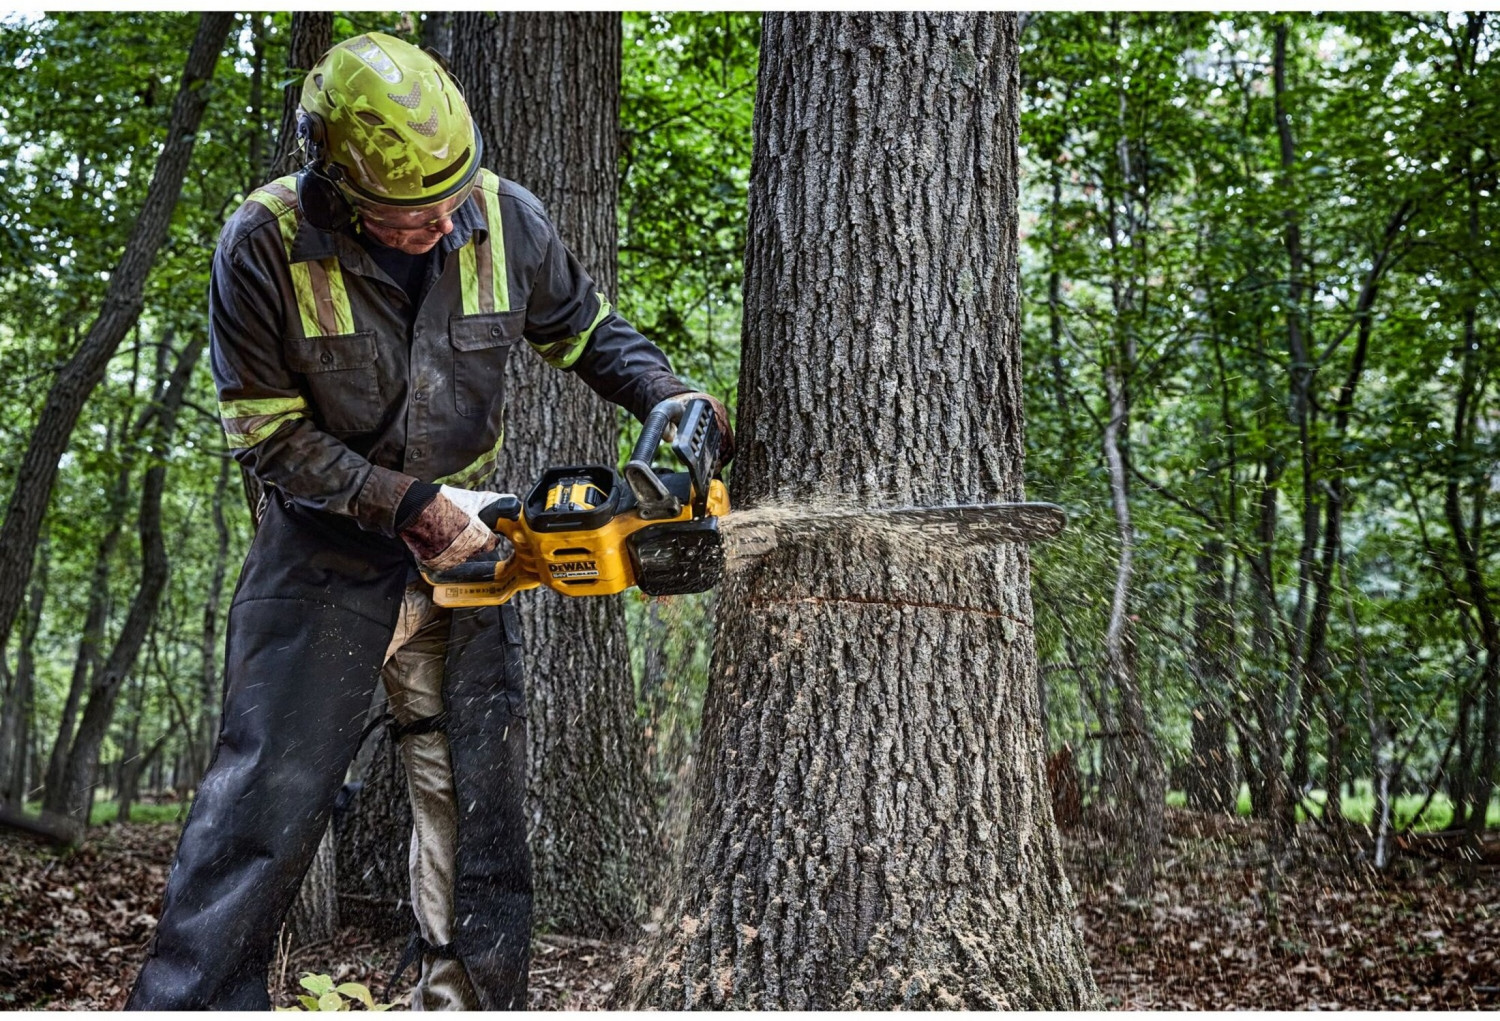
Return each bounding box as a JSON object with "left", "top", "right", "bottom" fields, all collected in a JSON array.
[{"left": 298, "top": 32, "right": 482, "bottom": 206}]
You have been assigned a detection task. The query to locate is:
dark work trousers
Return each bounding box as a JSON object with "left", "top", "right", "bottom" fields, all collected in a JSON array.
[{"left": 125, "top": 496, "right": 532, "bottom": 1010}]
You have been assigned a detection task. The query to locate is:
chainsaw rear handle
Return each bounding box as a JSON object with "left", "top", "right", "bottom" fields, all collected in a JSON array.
[
  {"left": 419, "top": 495, "right": 523, "bottom": 588},
  {"left": 625, "top": 399, "right": 687, "bottom": 519},
  {"left": 478, "top": 494, "right": 523, "bottom": 530}
]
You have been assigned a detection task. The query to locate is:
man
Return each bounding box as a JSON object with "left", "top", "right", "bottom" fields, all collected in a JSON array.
[{"left": 126, "top": 32, "right": 731, "bottom": 1011}]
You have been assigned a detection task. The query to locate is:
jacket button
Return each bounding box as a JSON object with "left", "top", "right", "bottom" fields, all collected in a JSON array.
[
  {"left": 319, "top": 352, "right": 333, "bottom": 365},
  {"left": 413, "top": 389, "right": 428, "bottom": 403},
  {"left": 410, "top": 449, "right": 424, "bottom": 461},
  {"left": 490, "top": 326, "right": 502, "bottom": 337}
]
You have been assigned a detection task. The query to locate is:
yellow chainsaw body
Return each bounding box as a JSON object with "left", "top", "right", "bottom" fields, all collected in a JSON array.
[{"left": 430, "top": 479, "right": 730, "bottom": 608}]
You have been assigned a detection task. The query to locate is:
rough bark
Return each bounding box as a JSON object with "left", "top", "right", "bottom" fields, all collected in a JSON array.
[
  {"left": 626, "top": 13, "right": 1095, "bottom": 1008},
  {"left": 450, "top": 12, "right": 655, "bottom": 937},
  {"left": 0, "top": 12, "right": 233, "bottom": 654},
  {"left": 287, "top": 824, "right": 341, "bottom": 948}
]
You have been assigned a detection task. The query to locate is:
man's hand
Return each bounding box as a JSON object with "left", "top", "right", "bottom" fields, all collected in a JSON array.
[
  {"left": 672, "top": 390, "right": 736, "bottom": 473},
  {"left": 400, "top": 488, "right": 507, "bottom": 572},
  {"left": 438, "top": 485, "right": 510, "bottom": 522}
]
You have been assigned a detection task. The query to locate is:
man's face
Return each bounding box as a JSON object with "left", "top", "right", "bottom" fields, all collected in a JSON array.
[
  {"left": 359, "top": 214, "right": 456, "bottom": 254},
  {"left": 350, "top": 181, "right": 474, "bottom": 255}
]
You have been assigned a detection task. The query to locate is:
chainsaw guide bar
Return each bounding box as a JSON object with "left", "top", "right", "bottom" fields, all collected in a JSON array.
[
  {"left": 425, "top": 396, "right": 1068, "bottom": 608},
  {"left": 725, "top": 502, "right": 1068, "bottom": 560}
]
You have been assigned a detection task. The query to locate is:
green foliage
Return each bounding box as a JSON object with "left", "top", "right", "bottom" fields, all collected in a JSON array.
[
  {"left": 274, "top": 974, "right": 392, "bottom": 1012},
  {"left": 620, "top": 12, "right": 759, "bottom": 405},
  {"left": 618, "top": 13, "right": 758, "bottom": 768},
  {"left": 1022, "top": 13, "right": 1500, "bottom": 824}
]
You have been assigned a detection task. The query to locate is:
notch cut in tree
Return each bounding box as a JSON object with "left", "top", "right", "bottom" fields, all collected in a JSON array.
[{"left": 626, "top": 12, "right": 1096, "bottom": 1009}]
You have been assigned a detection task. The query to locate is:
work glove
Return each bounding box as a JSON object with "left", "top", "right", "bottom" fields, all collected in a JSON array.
[
  {"left": 399, "top": 486, "right": 515, "bottom": 572},
  {"left": 670, "top": 390, "right": 736, "bottom": 474}
]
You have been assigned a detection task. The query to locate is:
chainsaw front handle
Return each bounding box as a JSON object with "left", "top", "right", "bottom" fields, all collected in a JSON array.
[{"left": 625, "top": 398, "right": 688, "bottom": 519}]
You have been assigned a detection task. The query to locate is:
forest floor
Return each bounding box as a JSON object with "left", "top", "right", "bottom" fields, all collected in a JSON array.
[{"left": 2, "top": 808, "right": 1496, "bottom": 1009}]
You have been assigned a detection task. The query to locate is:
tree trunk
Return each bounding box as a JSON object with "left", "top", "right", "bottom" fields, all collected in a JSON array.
[
  {"left": 450, "top": 11, "right": 655, "bottom": 937},
  {"left": 626, "top": 13, "right": 1095, "bottom": 1008},
  {"left": 268, "top": 12, "right": 332, "bottom": 180},
  {"left": 1186, "top": 544, "right": 1236, "bottom": 814},
  {"left": 1100, "top": 355, "right": 1162, "bottom": 893},
  {"left": 45, "top": 332, "right": 207, "bottom": 835},
  {"left": 0, "top": 541, "right": 46, "bottom": 805},
  {"left": 1345, "top": 556, "right": 1392, "bottom": 867},
  {"left": 1443, "top": 159, "right": 1500, "bottom": 852},
  {"left": 288, "top": 824, "right": 340, "bottom": 948},
  {"left": 0, "top": 12, "right": 232, "bottom": 655},
  {"left": 334, "top": 721, "right": 412, "bottom": 939},
  {"left": 195, "top": 455, "right": 233, "bottom": 787},
  {"left": 43, "top": 460, "right": 128, "bottom": 802},
  {"left": 116, "top": 732, "right": 168, "bottom": 826}
]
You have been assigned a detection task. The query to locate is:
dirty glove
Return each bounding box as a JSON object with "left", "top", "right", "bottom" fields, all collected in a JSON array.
[
  {"left": 399, "top": 487, "right": 508, "bottom": 572},
  {"left": 670, "top": 390, "right": 736, "bottom": 473}
]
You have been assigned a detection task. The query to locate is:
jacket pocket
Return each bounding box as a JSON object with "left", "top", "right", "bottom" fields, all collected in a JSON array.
[
  {"left": 449, "top": 309, "right": 525, "bottom": 418},
  {"left": 285, "top": 331, "right": 382, "bottom": 434}
]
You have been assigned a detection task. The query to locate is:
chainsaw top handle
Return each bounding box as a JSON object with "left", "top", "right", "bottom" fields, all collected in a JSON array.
[{"left": 625, "top": 396, "right": 721, "bottom": 520}]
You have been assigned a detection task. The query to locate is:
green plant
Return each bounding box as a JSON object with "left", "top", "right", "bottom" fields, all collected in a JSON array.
[{"left": 275, "top": 974, "right": 393, "bottom": 1012}]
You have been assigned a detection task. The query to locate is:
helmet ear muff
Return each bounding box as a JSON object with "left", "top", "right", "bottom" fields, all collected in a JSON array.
[
  {"left": 296, "top": 109, "right": 329, "bottom": 168},
  {"left": 296, "top": 164, "right": 356, "bottom": 233}
]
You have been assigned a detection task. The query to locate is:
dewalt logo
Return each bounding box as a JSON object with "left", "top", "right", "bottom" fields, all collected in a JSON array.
[{"left": 549, "top": 560, "right": 599, "bottom": 580}]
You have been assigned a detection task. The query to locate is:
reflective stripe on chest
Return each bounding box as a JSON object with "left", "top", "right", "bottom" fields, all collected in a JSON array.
[
  {"left": 246, "top": 177, "right": 356, "bottom": 338},
  {"left": 459, "top": 170, "right": 509, "bottom": 315}
]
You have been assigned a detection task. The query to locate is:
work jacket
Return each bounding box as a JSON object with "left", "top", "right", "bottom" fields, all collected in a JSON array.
[{"left": 210, "top": 169, "right": 687, "bottom": 536}]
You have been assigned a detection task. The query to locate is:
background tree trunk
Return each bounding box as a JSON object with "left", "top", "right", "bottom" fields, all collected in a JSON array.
[
  {"left": 1187, "top": 544, "right": 1237, "bottom": 815},
  {"left": 288, "top": 825, "right": 340, "bottom": 948},
  {"left": 0, "top": 542, "right": 46, "bottom": 805},
  {"left": 268, "top": 12, "right": 332, "bottom": 180},
  {"left": 334, "top": 722, "right": 413, "bottom": 940},
  {"left": 628, "top": 12, "right": 1095, "bottom": 1008},
  {"left": 44, "top": 333, "right": 206, "bottom": 835},
  {"left": 195, "top": 456, "right": 232, "bottom": 788},
  {"left": 449, "top": 11, "right": 655, "bottom": 937},
  {"left": 0, "top": 12, "right": 232, "bottom": 655}
]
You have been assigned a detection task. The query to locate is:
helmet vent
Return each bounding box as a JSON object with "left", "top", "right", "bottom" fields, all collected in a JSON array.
[
  {"left": 387, "top": 82, "right": 423, "bottom": 109},
  {"left": 407, "top": 108, "right": 440, "bottom": 137},
  {"left": 357, "top": 111, "right": 385, "bottom": 126},
  {"left": 422, "top": 147, "right": 471, "bottom": 188},
  {"left": 313, "top": 73, "right": 323, "bottom": 90}
]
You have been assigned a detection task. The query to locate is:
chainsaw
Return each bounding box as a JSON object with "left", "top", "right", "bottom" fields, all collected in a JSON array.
[{"left": 424, "top": 397, "right": 1069, "bottom": 608}]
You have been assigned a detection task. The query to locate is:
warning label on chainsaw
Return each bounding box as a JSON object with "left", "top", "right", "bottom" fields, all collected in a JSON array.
[{"left": 549, "top": 560, "right": 600, "bottom": 580}]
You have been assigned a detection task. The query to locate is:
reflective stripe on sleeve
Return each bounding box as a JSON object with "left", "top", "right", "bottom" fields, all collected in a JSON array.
[
  {"left": 219, "top": 395, "right": 308, "bottom": 449},
  {"left": 433, "top": 429, "right": 506, "bottom": 490},
  {"left": 530, "top": 292, "right": 610, "bottom": 370}
]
